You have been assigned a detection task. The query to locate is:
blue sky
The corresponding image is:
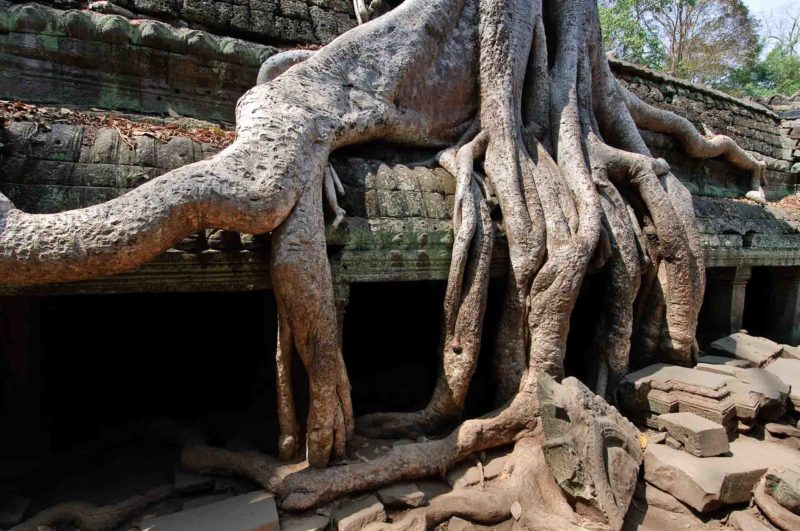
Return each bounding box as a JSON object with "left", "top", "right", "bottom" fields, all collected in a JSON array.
[
  {"left": 743, "top": 0, "right": 796, "bottom": 18},
  {"left": 743, "top": 0, "right": 798, "bottom": 51}
]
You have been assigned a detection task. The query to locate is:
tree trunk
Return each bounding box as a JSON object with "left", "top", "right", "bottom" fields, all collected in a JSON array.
[{"left": 3, "top": 1, "right": 768, "bottom": 529}]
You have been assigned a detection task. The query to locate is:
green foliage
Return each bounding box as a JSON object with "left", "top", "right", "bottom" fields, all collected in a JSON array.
[
  {"left": 599, "top": 0, "right": 667, "bottom": 69},
  {"left": 720, "top": 46, "right": 800, "bottom": 98},
  {"left": 599, "top": 0, "right": 767, "bottom": 90}
]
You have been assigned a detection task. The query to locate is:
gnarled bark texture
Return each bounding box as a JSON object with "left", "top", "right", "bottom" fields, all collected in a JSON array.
[{"left": 2, "top": 1, "right": 767, "bottom": 529}]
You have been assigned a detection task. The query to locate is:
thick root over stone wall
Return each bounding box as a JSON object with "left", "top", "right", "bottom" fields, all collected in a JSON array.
[{"left": 1, "top": 0, "right": 770, "bottom": 529}]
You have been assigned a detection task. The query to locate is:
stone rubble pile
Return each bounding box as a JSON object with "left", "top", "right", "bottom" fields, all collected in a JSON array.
[
  {"left": 6, "top": 332, "right": 800, "bottom": 531},
  {"left": 620, "top": 331, "right": 800, "bottom": 530}
]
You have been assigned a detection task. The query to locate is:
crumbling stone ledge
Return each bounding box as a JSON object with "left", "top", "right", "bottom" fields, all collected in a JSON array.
[
  {"left": 8, "top": 0, "right": 358, "bottom": 45},
  {"left": 0, "top": 2, "right": 276, "bottom": 120}
]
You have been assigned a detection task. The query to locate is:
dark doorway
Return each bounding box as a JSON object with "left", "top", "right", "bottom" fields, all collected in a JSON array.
[{"left": 743, "top": 267, "right": 773, "bottom": 339}]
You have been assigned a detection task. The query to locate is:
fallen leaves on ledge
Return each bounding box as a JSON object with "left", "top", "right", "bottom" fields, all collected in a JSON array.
[
  {"left": 774, "top": 194, "right": 800, "bottom": 212},
  {"left": 0, "top": 100, "right": 236, "bottom": 149}
]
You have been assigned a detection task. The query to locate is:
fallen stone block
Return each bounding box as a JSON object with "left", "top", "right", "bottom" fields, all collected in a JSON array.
[
  {"left": 766, "top": 423, "right": 800, "bottom": 438},
  {"left": 376, "top": 482, "right": 426, "bottom": 508},
  {"left": 765, "top": 358, "right": 800, "bottom": 410},
  {"left": 645, "top": 441, "right": 771, "bottom": 512},
  {"left": 141, "top": 491, "right": 278, "bottom": 530},
  {"left": 618, "top": 364, "right": 737, "bottom": 436},
  {"left": 282, "top": 514, "right": 330, "bottom": 531},
  {"left": 665, "top": 434, "right": 683, "bottom": 450},
  {"left": 781, "top": 345, "right": 800, "bottom": 360},
  {"left": 634, "top": 481, "right": 693, "bottom": 514},
  {"left": 645, "top": 444, "right": 763, "bottom": 512},
  {"left": 647, "top": 437, "right": 800, "bottom": 513},
  {"left": 711, "top": 333, "right": 782, "bottom": 367},
  {"left": 725, "top": 368, "right": 789, "bottom": 422},
  {"left": 765, "top": 466, "right": 800, "bottom": 514},
  {"left": 333, "top": 495, "right": 386, "bottom": 531},
  {"left": 657, "top": 412, "right": 729, "bottom": 457},
  {"left": 729, "top": 510, "right": 773, "bottom": 531},
  {"left": 694, "top": 364, "right": 789, "bottom": 422},
  {"left": 755, "top": 479, "right": 800, "bottom": 531},
  {"left": 697, "top": 355, "right": 753, "bottom": 374}
]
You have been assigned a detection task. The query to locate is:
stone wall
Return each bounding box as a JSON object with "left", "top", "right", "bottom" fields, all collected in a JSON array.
[
  {"left": 3, "top": 1, "right": 800, "bottom": 294},
  {"left": 2, "top": 115, "right": 799, "bottom": 296},
  {"left": 3, "top": 3, "right": 797, "bottom": 196},
  {"left": 0, "top": 120, "right": 216, "bottom": 212},
  {"left": 613, "top": 60, "right": 799, "bottom": 200},
  {"left": 770, "top": 94, "right": 800, "bottom": 178},
  {"left": 0, "top": 3, "right": 274, "bottom": 121},
  {"left": 9, "top": 0, "right": 358, "bottom": 44}
]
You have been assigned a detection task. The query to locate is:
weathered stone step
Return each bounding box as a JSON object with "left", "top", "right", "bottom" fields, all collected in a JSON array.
[
  {"left": 657, "top": 412, "right": 729, "bottom": 457},
  {"left": 644, "top": 438, "right": 800, "bottom": 513}
]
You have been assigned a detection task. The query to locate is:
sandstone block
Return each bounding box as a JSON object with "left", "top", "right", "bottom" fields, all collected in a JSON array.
[
  {"left": 282, "top": 514, "right": 330, "bottom": 531},
  {"left": 376, "top": 482, "right": 426, "bottom": 508},
  {"left": 645, "top": 437, "right": 800, "bottom": 513},
  {"left": 634, "top": 481, "right": 692, "bottom": 514},
  {"left": 644, "top": 443, "right": 766, "bottom": 512},
  {"left": 142, "top": 491, "right": 278, "bottom": 530},
  {"left": 696, "top": 355, "right": 752, "bottom": 375},
  {"left": 725, "top": 368, "right": 789, "bottom": 422},
  {"left": 765, "top": 358, "right": 800, "bottom": 409},
  {"left": 666, "top": 434, "right": 683, "bottom": 450},
  {"left": 765, "top": 466, "right": 800, "bottom": 514},
  {"left": 765, "top": 423, "right": 800, "bottom": 438},
  {"left": 618, "top": 364, "right": 737, "bottom": 435},
  {"left": 782, "top": 344, "right": 800, "bottom": 360},
  {"left": 333, "top": 495, "right": 386, "bottom": 531},
  {"left": 657, "top": 412, "right": 729, "bottom": 457},
  {"left": 711, "top": 333, "right": 782, "bottom": 367}
]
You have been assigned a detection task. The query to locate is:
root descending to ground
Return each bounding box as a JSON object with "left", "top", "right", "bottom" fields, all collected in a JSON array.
[{"left": 1, "top": 1, "right": 770, "bottom": 529}]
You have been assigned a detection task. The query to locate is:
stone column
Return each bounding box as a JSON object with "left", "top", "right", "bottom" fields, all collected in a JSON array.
[
  {"left": 698, "top": 266, "right": 751, "bottom": 349},
  {"left": 764, "top": 266, "right": 800, "bottom": 346},
  {"left": 0, "top": 296, "right": 45, "bottom": 451},
  {"left": 333, "top": 283, "right": 350, "bottom": 350}
]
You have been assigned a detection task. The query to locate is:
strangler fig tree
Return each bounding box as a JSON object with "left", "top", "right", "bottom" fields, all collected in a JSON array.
[{"left": 2, "top": 1, "right": 767, "bottom": 529}]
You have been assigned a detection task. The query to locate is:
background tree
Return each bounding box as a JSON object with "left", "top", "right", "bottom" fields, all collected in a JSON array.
[
  {"left": 599, "top": 0, "right": 666, "bottom": 68},
  {"left": 721, "top": 4, "right": 800, "bottom": 97},
  {"left": 2, "top": 1, "right": 769, "bottom": 529},
  {"left": 765, "top": 2, "right": 799, "bottom": 57},
  {"left": 600, "top": 0, "right": 760, "bottom": 85}
]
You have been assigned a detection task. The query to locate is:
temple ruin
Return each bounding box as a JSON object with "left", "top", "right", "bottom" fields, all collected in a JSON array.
[{"left": 1, "top": 1, "right": 800, "bottom": 530}]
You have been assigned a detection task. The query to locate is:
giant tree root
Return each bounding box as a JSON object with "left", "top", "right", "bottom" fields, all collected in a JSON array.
[
  {"left": 0, "top": 0, "right": 769, "bottom": 529},
  {"left": 9, "top": 486, "right": 174, "bottom": 531},
  {"left": 182, "top": 376, "right": 641, "bottom": 530},
  {"left": 363, "top": 440, "right": 584, "bottom": 531},
  {"left": 754, "top": 479, "right": 800, "bottom": 531}
]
